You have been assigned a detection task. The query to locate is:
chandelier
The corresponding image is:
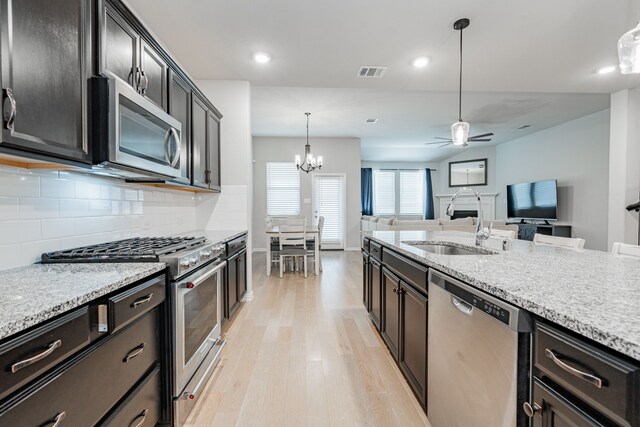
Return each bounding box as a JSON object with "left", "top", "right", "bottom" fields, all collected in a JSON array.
[{"left": 295, "top": 112, "right": 323, "bottom": 173}]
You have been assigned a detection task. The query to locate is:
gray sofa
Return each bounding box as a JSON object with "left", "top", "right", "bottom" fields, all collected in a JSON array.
[{"left": 361, "top": 216, "right": 519, "bottom": 236}]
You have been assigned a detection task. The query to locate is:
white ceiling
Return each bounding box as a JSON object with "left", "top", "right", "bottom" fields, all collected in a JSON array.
[{"left": 128, "top": 0, "right": 638, "bottom": 161}]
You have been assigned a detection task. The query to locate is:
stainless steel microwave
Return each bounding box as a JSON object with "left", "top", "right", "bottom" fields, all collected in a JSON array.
[{"left": 91, "top": 76, "right": 182, "bottom": 179}]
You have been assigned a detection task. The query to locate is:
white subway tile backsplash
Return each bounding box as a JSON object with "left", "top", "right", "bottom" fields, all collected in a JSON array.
[
  {"left": 19, "top": 198, "right": 59, "bottom": 219},
  {"left": 75, "top": 181, "right": 102, "bottom": 199},
  {"left": 88, "top": 200, "right": 111, "bottom": 216},
  {"left": 124, "top": 188, "right": 138, "bottom": 201},
  {"left": 0, "top": 219, "right": 41, "bottom": 244},
  {"left": 0, "top": 197, "right": 19, "bottom": 220},
  {"left": 41, "top": 178, "right": 75, "bottom": 198},
  {"left": 59, "top": 199, "right": 89, "bottom": 217},
  {"left": 41, "top": 218, "right": 77, "bottom": 239},
  {"left": 0, "top": 173, "right": 39, "bottom": 197}
]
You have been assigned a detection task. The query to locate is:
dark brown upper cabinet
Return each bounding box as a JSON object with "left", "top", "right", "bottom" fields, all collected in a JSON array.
[
  {"left": 101, "top": 2, "right": 168, "bottom": 110},
  {"left": 0, "top": 0, "right": 92, "bottom": 164},
  {"left": 168, "top": 70, "right": 191, "bottom": 185},
  {"left": 191, "top": 93, "right": 208, "bottom": 189},
  {"left": 207, "top": 110, "right": 221, "bottom": 191}
]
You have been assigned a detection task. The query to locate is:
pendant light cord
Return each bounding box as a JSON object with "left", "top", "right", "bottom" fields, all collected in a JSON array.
[
  {"left": 306, "top": 112, "right": 310, "bottom": 147},
  {"left": 458, "top": 26, "right": 463, "bottom": 122}
]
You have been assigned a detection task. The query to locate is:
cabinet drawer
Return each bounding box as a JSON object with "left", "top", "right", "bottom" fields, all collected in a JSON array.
[
  {"left": 534, "top": 322, "right": 640, "bottom": 425},
  {"left": 0, "top": 311, "right": 159, "bottom": 426},
  {"left": 370, "top": 241, "right": 382, "bottom": 261},
  {"left": 362, "top": 238, "right": 370, "bottom": 254},
  {"left": 101, "top": 365, "right": 161, "bottom": 427},
  {"left": 109, "top": 276, "right": 165, "bottom": 333},
  {"left": 227, "top": 234, "right": 247, "bottom": 256},
  {"left": 0, "top": 307, "right": 90, "bottom": 401},
  {"left": 382, "top": 249, "right": 428, "bottom": 294}
]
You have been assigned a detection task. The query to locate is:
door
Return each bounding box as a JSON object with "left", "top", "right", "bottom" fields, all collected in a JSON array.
[
  {"left": 381, "top": 268, "right": 400, "bottom": 360},
  {"left": 102, "top": 3, "right": 138, "bottom": 88},
  {"left": 369, "top": 259, "right": 382, "bottom": 330},
  {"left": 139, "top": 40, "right": 168, "bottom": 110},
  {"left": 169, "top": 71, "right": 191, "bottom": 184},
  {"left": 399, "top": 281, "right": 427, "bottom": 406},
  {"left": 0, "top": 0, "right": 91, "bottom": 163},
  {"left": 312, "top": 174, "right": 346, "bottom": 250},
  {"left": 191, "top": 94, "right": 208, "bottom": 188},
  {"left": 237, "top": 250, "right": 247, "bottom": 299},
  {"left": 531, "top": 380, "right": 610, "bottom": 427},
  {"left": 207, "top": 111, "right": 221, "bottom": 190}
]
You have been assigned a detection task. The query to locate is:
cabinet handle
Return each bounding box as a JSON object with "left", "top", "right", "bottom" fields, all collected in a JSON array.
[
  {"left": 140, "top": 70, "right": 148, "bottom": 95},
  {"left": 131, "top": 293, "right": 154, "bottom": 308},
  {"left": 544, "top": 349, "right": 603, "bottom": 388},
  {"left": 123, "top": 343, "right": 145, "bottom": 363},
  {"left": 49, "top": 411, "right": 66, "bottom": 427},
  {"left": 129, "top": 409, "right": 148, "bottom": 427},
  {"left": 3, "top": 88, "right": 16, "bottom": 131},
  {"left": 11, "top": 339, "right": 62, "bottom": 373},
  {"left": 522, "top": 402, "right": 542, "bottom": 418}
]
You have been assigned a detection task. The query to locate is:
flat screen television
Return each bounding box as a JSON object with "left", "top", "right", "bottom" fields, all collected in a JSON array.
[{"left": 506, "top": 179, "right": 558, "bottom": 221}]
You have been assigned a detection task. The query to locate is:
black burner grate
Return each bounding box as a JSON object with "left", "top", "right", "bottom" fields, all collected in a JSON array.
[{"left": 41, "top": 236, "right": 206, "bottom": 263}]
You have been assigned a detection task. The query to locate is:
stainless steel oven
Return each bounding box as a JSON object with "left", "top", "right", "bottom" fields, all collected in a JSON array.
[
  {"left": 173, "top": 259, "right": 226, "bottom": 426},
  {"left": 93, "top": 76, "right": 183, "bottom": 179}
]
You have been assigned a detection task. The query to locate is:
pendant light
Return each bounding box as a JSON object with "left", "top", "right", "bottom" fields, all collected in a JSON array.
[
  {"left": 451, "top": 18, "right": 470, "bottom": 145},
  {"left": 295, "top": 112, "right": 323, "bottom": 173},
  {"left": 618, "top": 21, "right": 640, "bottom": 74}
]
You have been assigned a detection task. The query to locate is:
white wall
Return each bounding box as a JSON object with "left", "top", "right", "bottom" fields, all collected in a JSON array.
[
  {"left": 195, "top": 80, "right": 254, "bottom": 298},
  {"left": 253, "top": 137, "right": 361, "bottom": 250},
  {"left": 608, "top": 88, "right": 640, "bottom": 248},
  {"left": 0, "top": 166, "right": 196, "bottom": 271},
  {"left": 495, "top": 109, "right": 610, "bottom": 250}
]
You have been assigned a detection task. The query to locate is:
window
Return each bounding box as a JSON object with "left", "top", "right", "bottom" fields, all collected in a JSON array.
[
  {"left": 373, "top": 169, "right": 425, "bottom": 217},
  {"left": 267, "top": 162, "right": 300, "bottom": 216}
]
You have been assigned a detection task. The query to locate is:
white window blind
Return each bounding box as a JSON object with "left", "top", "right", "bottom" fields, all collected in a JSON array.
[
  {"left": 266, "top": 162, "right": 300, "bottom": 216},
  {"left": 399, "top": 170, "right": 424, "bottom": 216},
  {"left": 373, "top": 170, "right": 396, "bottom": 216},
  {"left": 314, "top": 176, "right": 344, "bottom": 246}
]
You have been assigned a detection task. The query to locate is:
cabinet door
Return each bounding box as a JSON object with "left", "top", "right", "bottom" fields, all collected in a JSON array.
[
  {"left": 191, "top": 94, "right": 208, "bottom": 188},
  {"left": 369, "top": 260, "right": 382, "bottom": 330},
  {"left": 381, "top": 268, "right": 400, "bottom": 360},
  {"left": 0, "top": 0, "right": 90, "bottom": 163},
  {"left": 102, "top": 4, "right": 138, "bottom": 88},
  {"left": 140, "top": 40, "right": 168, "bottom": 110},
  {"left": 530, "top": 380, "right": 611, "bottom": 427},
  {"left": 237, "top": 250, "right": 247, "bottom": 299},
  {"left": 399, "top": 282, "right": 427, "bottom": 406},
  {"left": 168, "top": 71, "right": 190, "bottom": 184},
  {"left": 207, "top": 111, "right": 221, "bottom": 190},
  {"left": 362, "top": 254, "right": 370, "bottom": 310},
  {"left": 226, "top": 254, "right": 239, "bottom": 318}
]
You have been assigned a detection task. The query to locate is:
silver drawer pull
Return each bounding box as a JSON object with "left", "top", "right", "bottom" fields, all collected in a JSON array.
[
  {"left": 545, "top": 348, "right": 604, "bottom": 389},
  {"left": 49, "top": 411, "right": 66, "bottom": 427},
  {"left": 11, "top": 339, "right": 62, "bottom": 373},
  {"left": 131, "top": 293, "right": 153, "bottom": 308},
  {"left": 130, "top": 409, "right": 148, "bottom": 427},
  {"left": 124, "top": 343, "right": 145, "bottom": 363}
]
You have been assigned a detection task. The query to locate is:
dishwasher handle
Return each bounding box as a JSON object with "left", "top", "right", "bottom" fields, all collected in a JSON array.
[{"left": 451, "top": 296, "right": 473, "bottom": 315}]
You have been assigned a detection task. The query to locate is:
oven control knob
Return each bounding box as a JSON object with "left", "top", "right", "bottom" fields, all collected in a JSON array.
[
  {"left": 180, "top": 260, "right": 190, "bottom": 268},
  {"left": 189, "top": 257, "right": 198, "bottom": 266},
  {"left": 201, "top": 250, "right": 212, "bottom": 259}
]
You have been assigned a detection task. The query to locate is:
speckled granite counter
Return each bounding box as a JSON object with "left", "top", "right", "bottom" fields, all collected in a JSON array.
[
  {"left": 0, "top": 263, "right": 166, "bottom": 341},
  {"left": 366, "top": 230, "right": 640, "bottom": 361}
]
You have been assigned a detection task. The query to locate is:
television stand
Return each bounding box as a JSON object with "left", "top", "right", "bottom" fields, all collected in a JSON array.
[{"left": 510, "top": 222, "right": 572, "bottom": 241}]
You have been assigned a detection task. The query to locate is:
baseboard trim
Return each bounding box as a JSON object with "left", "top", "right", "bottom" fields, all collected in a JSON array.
[
  {"left": 345, "top": 247, "right": 361, "bottom": 251},
  {"left": 241, "top": 290, "right": 254, "bottom": 301},
  {"left": 252, "top": 248, "right": 266, "bottom": 252}
]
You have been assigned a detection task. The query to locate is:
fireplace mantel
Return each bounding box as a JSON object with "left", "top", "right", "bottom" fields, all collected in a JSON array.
[{"left": 434, "top": 193, "right": 498, "bottom": 220}]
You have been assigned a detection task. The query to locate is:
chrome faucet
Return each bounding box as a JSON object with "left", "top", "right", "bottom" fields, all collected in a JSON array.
[{"left": 445, "top": 187, "right": 492, "bottom": 246}]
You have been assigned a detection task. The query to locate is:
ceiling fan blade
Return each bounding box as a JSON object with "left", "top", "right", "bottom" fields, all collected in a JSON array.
[
  {"left": 468, "top": 138, "right": 492, "bottom": 142},
  {"left": 432, "top": 137, "right": 453, "bottom": 140},
  {"left": 425, "top": 141, "right": 450, "bottom": 145},
  {"left": 469, "top": 132, "right": 494, "bottom": 139},
  {"left": 439, "top": 142, "right": 453, "bottom": 148}
]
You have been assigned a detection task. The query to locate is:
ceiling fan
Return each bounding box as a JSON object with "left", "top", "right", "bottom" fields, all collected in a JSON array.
[{"left": 425, "top": 18, "right": 494, "bottom": 148}]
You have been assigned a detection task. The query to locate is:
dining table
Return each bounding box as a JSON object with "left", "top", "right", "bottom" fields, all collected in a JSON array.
[{"left": 265, "top": 225, "right": 321, "bottom": 276}]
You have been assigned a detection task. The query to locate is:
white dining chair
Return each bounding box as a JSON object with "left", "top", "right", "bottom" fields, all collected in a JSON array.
[
  {"left": 279, "top": 225, "right": 308, "bottom": 278},
  {"left": 611, "top": 242, "right": 640, "bottom": 258},
  {"left": 279, "top": 216, "right": 306, "bottom": 227},
  {"left": 533, "top": 233, "right": 585, "bottom": 250},
  {"left": 486, "top": 228, "right": 516, "bottom": 240},
  {"left": 307, "top": 216, "right": 324, "bottom": 272}
]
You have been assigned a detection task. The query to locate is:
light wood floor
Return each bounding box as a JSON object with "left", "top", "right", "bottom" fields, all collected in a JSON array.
[{"left": 185, "top": 251, "right": 430, "bottom": 427}]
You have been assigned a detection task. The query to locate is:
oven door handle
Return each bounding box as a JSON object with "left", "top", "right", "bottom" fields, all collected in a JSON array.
[{"left": 185, "top": 261, "right": 226, "bottom": 289}]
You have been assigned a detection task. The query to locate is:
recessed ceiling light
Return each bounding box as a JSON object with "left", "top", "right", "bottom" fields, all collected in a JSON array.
[
  {"left": 412, "top": 56, "right": 431, "bottom": 68},
  {"left": 596, "top": 65, "right": 617, "bottom": 74},
  {"left": 253, "top": 52, "right": 271, "bottom": 64},
  {"left": 365, "top": 118, "right": 378, "bottom": 123}
]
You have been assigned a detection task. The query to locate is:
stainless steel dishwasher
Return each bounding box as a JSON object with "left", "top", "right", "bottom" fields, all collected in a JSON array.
[{"left": 428, "top": 270, "right": 532, "bottom": 427}]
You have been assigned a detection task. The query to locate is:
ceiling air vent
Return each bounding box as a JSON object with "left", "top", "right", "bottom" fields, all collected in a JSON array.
[
  {"left": 358, "top": 66, "right": 387, "bottom": 78},
  {"left": 365, "top": 118, "right": 378, "bottom": 123}
]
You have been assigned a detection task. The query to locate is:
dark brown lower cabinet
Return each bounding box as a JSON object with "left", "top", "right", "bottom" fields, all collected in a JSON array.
[
  {"left": 237, "top": 249, "right": 247, "bottom": 300},
  {"left": 369, "top": 258, "right": 382, "bottom": 330},
  {"left": 381, "top": 267, "right": 400, "bottom": 360},
  {"left": 226, "top": 253, "right": 239, "bottom": 318},
  {"left": 530, "top": 379, "right": 612, "bottom": 427},
  {"left": 399, "top": 282, "right": 427, "bottom": 407},
  {"left": 362, "top": 253, "right": 370, "bottom": 311}
]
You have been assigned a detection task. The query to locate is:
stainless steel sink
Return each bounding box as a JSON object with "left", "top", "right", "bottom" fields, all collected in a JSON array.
[{"left": 404, "top": 242, "right": 497, "bottom": 255}]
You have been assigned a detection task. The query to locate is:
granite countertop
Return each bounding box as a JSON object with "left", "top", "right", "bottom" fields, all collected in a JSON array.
[
  {"left": 0, "top": 263, "right": 167, "bottom": 341},
  {"left": 366, "top": 230, "right": 640, "bottom": 361}
]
